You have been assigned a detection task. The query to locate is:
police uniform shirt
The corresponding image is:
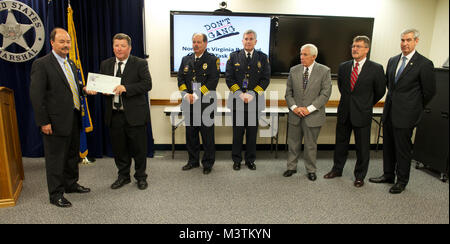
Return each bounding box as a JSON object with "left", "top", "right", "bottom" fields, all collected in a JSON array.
[
  {"left": 177, "top": 51, "right": 220, "bottom": 99},
  {"left": 225, "top": 49, "right": 270, "bottom": 97}
]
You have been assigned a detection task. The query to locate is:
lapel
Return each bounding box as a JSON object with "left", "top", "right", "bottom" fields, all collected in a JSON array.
[
  {"left": 389, "top": 54, "right": 401, "bottom": 88},
  {"left": 49, "top": 53, "right": 72, "bottom": 91},
  {"left": 121, "top": 55, "right": 134, "bottom": 82},
  {"left": 396, "top": 52, "right": 418, "bottom": 85}
]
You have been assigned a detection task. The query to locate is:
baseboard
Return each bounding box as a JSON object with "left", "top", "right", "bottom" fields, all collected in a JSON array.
[{"left": 154, "top": 144, "right": 383, "bottom": 151}]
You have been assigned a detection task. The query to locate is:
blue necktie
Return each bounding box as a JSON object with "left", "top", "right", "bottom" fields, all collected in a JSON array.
[{"left": 395, "top": 56, "right": 407, "bottom": 83}]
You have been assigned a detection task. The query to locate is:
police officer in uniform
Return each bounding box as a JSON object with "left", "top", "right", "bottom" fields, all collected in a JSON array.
[
  {"left": 225, "top": 30, "right": 271, "bottom": 171},
  {"left": 178, "top": 33, "right": 220, "bottom": 174}
]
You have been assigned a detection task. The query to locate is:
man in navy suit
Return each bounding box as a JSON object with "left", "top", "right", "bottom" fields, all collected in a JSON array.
[
  {"left": 369, "top": 29, "right": 436, "bottom": 194},
  {"left": 324, "top": 36, "right": 386, "bottom": 187}
]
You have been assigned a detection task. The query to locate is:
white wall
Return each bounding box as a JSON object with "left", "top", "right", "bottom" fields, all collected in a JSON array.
[
  {"left": 429, "top": 0, "right": 449, "bottom": 67},
  {"left": 144, "top": 0, "right": 447, "bottom": 145}
]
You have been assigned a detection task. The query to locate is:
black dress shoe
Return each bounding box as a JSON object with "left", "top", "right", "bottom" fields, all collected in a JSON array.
[
  {"left": 323, "top": 171, "right": 342, "bottom": 179},
  {"left": 182, "top": 163, "right": 199, "bottom": 171},
  {"left": 65, "top": 184, "right": 91, "bottom": 194},
  {"left": 111, "top": 178, "right": 131, "bottom": 189},
  {"left": 233, "top": 162, "right": 241, "bottom": 171},
  {"left": 354, "top": 179, "right": 365, "bottom": 188},
  {"left": 203, "top": 167, "right": 212, "bottom": 175},
  {"left": 283, "top": 170, "right": 297, "bottom": 177},
  {"left": 389, "top": 183, "right": 406, "bottom": 194},
  {"left": 369, "top": 175, "right": 395, "bottom": 184},
  {"left": 307, "top": 173, "right": 317, "bottom": 181},
  {"left": 50, "top": 197, "right": 72, "bottom": 208},
  {"left": 245, "top": 162, "right": 256, "bottom": 170},
  {"left": 137, "top": 180, "right": 148, "bottom": 190}
]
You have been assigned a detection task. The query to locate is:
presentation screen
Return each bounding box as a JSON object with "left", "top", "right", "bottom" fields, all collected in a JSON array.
[{"left": 171, "top": 11, "right": 272, "bottom": 74}]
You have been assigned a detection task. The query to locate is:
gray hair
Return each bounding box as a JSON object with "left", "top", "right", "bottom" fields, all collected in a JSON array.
[
  {"left": 353, "top": 35, "right": 371, "bottom": 48},
  {"left": 192, "top": 33, "right": 208, "bottom": 42},
  {"left": 243, "top": 29, "right": 257, "bottom": 40},
  {"left": 113, "top": 33, "right": 132, "bottom": 47},
  {"left": 401, "top": 28, "right": 420, "bottom": 39},
  {"left": 301, "top": 44, "right": 318, "bottom": 56}
]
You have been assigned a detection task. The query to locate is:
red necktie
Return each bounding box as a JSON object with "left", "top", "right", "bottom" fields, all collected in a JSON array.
[{"left": 350, "top": 62, "right": 359, "bottom": 91}]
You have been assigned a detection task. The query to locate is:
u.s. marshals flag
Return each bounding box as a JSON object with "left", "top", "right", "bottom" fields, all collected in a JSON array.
[{"left": 67, "top": 4, "right": 93, "bottom": 159}]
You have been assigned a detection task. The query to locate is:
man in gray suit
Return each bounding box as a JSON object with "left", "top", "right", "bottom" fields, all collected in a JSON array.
[{"left": 284, "top": 44, "right": 332, "bottom": 181}]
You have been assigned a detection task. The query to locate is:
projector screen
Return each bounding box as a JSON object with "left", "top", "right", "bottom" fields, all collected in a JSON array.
[{"left": 171, "top": 12, "right": 272, "bottom": 74}]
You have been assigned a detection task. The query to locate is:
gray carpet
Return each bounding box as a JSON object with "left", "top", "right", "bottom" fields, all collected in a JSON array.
[{"left": 0, "top": 150, "right": 448, "bottom": 224}]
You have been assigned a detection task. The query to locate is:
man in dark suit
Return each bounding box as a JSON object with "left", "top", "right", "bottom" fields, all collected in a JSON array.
[
  {"left": 225, "top": 30, "right": 270, "bottom": 171},
  {"left": 98, "top": 33, "right": 152, "bottom": 190},
  {"left": 30, "top": 28, "right": 90, "bottom": 208},
  {"left": 323, "top": 36, "right": 386, "bottom": 187},
  {"left": 178, "top": 33, "right": 220, "bottom": 174},
  {"left": 369, "top": 29, "right": 436, "bottom": 194}
]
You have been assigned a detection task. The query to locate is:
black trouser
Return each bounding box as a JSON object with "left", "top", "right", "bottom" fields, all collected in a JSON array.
[
  {"left": 43, "top": 110, "right": 80, "bottom": 201},
  {"left": 382, "top": 113, "right": 414, "bottom": 185},
  {"left": 186, "top": 124, "right": 215, "bottom": 168},
  {"left": 332, "top": 118, "right": 371, "bottom": 180},
  {"left": 232, "top": 108, "right": 259, "bottom": 164},
  {"left": 109, "top": 110, "right": 147, "bottom": 181}
]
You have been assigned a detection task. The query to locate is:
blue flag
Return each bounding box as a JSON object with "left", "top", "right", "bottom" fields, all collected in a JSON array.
[{"left": 67, "top": 5, "right": 93, "bottom": 158}]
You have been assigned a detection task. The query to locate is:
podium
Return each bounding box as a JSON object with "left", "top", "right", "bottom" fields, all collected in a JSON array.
[{"left": 0, "top": 87, "right": 24, "bottom": 208}]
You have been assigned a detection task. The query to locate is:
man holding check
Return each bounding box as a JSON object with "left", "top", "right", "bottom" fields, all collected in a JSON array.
[{"left": 87, "top": 33, "right": 152, "bottom": 190}]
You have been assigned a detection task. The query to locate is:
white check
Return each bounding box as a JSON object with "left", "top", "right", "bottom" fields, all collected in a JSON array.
[{"left": 86, "top": 72, "right": 121, "bottom": 95}]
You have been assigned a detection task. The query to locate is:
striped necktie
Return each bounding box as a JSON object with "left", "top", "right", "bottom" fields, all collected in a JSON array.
[
  {"left": 350, "top": 62, "right": 359, "bottom": 91},
  {"left": 303, "top": 67, "right": 309, "bottom": 89},
  {"left": 63, "top": 61, "right": 80, "bottom": 110}
]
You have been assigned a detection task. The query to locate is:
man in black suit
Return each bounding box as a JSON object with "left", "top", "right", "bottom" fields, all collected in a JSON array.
[
  {"left": 323, "top": 36, "right": 386, "bottom": 187},
  {"left": 225, "top": 30, "right": 270, "bottom": 171},
  {"left": 30, "top": 28, "right": 91, "bottom": 208},
  {"left": 369, "top": 29, "right": 436, "bottom": 194},
  {"left": 178, "top": 33, "right": 220, "bottom": 175},
  {"left": 98, "top": 33, "right": 152, "bottom": 190}
]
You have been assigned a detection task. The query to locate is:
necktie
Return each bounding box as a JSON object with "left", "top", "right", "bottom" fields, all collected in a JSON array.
[
  {"left": 114, "top": 62, "right": 123, "bottom": 110},
  {"left": 63, "top": 61, "right": 80, "bottom": 110},
  {"left": 395, "top": 56, "right": 407, "bottom": 83},
  {"left": 303, "top": 67, "right": 309, "bottom": 89},
  {"left": 247, "top": 52, "right": 251, "bottom": 64},
  {"left": 350, "top": 62, "right": 359, "bottom": 91}
]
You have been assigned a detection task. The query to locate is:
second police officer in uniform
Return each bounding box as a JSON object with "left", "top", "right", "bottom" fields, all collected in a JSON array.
[
  {"left": 178, "top": 33, "right": 220, "bottom": 174},
  {"left": 226, "top": 30, "right": 271, "bottom": 171}
]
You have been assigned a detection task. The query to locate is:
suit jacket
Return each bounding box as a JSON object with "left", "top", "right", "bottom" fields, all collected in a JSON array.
[
  {"left": 225, "top": 49, "right": 271, "bottom": 112},
  {"left": 285, "top": 62, "right": 332, "bottom": 127},
  {"left": 99, "top": 55, "right": 152, "bottom": 127},
  {"left": 382, "top": 51, "right": 436, "bottom": 128},
  {"left": 30, "top": 52, "right": 82, "bottom": 136},
  {"left": 337, "top": 59, "right": 386, "bottom": 127}
]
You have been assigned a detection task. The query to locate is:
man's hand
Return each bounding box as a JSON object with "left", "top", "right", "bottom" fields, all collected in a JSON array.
[
  {"left": 113, "top": 85, "right": 126, "bottom": 95},
  {"left": 239, "top": 93, "right": 254, "bottom": 103},
  {"left": 83, "top": 87, "right": 97, "bottom": 95},
  {"left": 293, "top": 107, "right": 310, "bottom": 117},
  {"left": 185, "top": 94, "right": 195, "bottom": 104},
  {"left": 41, "top": 124, "right": 53, "bottom": 135},
  {"left": 299, "top": 107, "right": 310, "bottom": 117}
]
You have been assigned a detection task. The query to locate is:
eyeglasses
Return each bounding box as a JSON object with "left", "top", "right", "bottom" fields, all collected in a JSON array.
[{"left": 351, "top": 45, "right": 368, "bottom": 49}]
